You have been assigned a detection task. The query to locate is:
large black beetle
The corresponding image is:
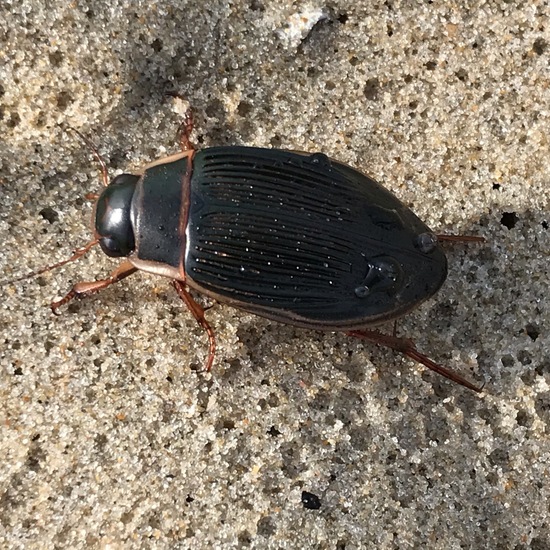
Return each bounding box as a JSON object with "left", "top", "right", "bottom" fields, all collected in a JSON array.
[{"left": 7, "top": 108, "right": 484, "bottom": 392}]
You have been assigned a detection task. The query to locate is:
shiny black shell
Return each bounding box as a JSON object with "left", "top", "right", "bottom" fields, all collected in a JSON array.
[{"left": 181, "top": 146, "right": 447, "bottom": 330}]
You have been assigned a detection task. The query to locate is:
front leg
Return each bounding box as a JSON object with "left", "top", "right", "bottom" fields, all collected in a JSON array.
[{"left": 51, "top": 260, "right": 138, "bottom": 314}]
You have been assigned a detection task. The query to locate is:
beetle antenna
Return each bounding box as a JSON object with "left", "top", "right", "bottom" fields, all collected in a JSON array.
[
  {"left": 1, "top": 239, "right": 99, "bottom": 286},
  {"left": 66, "top": 127, "right": 109, "bottom": 187},
  {"left": 2, "top": 129, "right": 108, "bottom": 287}
]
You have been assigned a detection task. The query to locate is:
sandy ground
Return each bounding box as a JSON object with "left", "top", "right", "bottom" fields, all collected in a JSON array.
[{"left": 1, "top": 1, "right": 549, "bottom": 548}]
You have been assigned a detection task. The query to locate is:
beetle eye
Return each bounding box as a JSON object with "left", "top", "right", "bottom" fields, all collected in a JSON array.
[{"left": 99, "top": 236, "right": 126, "bottom": 257}]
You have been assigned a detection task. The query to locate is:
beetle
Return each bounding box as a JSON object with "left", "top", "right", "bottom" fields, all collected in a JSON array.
[{"left": 5, "top": 105, "right": 485, "bottom": 392}]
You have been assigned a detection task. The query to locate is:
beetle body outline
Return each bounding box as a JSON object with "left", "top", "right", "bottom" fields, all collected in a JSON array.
[{"left": 6, "top": 107, "right": 485, "bottom": 392}]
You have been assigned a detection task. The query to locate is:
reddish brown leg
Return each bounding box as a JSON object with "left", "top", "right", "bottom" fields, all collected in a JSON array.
[
  {"left": 178, "top": 108, "right": 195, "bottom": 152},
  {"left": 172, "top": 280, "right": 216, "bottom": 372},
  {"left": 348, "top": 329, "right": 484, "bottom": 392},
  {"left": 165, "top": 92, "right": 196, "bottom": 152},
  {"left": 51, "top": 260, "right": 138, "bottom": 314},
  {"left": 436, "top": 234, "right": 485, "bottom": 243}
]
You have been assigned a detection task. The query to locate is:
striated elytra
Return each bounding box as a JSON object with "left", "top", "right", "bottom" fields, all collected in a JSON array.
[{"left": 5, "top": 106, "right": 485, "bottom": 392}]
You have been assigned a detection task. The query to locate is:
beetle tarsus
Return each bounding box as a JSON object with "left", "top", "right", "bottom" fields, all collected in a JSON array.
[
  {"left": 51, "top": 289, "right": 76, "bottom": 315},
  {"left": 172, "top": 280, "right": 216, "bottom": 372},
  {"left": 50, "top": 260, "right": 137, "bottom": 313},
  {"left": 348, "top": 329, "right": 484, "bottom": 393}
]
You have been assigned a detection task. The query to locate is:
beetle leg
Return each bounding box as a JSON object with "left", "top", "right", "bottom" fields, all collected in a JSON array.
[
  {"left": 172, "top": 280, "right": 216, "bottom": 372},
  {"left": 177, "top": 108, "right": 195, "bottom": 152},
  {"left": 51, "top": 260, "right": 138, "bottom": 314},
  {"left": 348, "top": 329, "right": 484, "bottom": 393},
  {"left": 165, "top": 92, "right": 196, "bottom": 152},
  {"left": 436, "top": 234, "right": 485, "bottom": 243}
]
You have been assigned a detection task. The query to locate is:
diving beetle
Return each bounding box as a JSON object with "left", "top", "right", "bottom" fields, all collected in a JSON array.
[{"left": 6, "top": 105, "right": 485, "bottom": 392}]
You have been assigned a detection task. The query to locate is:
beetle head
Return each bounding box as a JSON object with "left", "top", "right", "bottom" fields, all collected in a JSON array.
[
  {"left": 94, "top": 174, "right": 139, "bottom": 257},
  {"left": 0, "top": 128, "right": 136, "bottom": 286}
]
